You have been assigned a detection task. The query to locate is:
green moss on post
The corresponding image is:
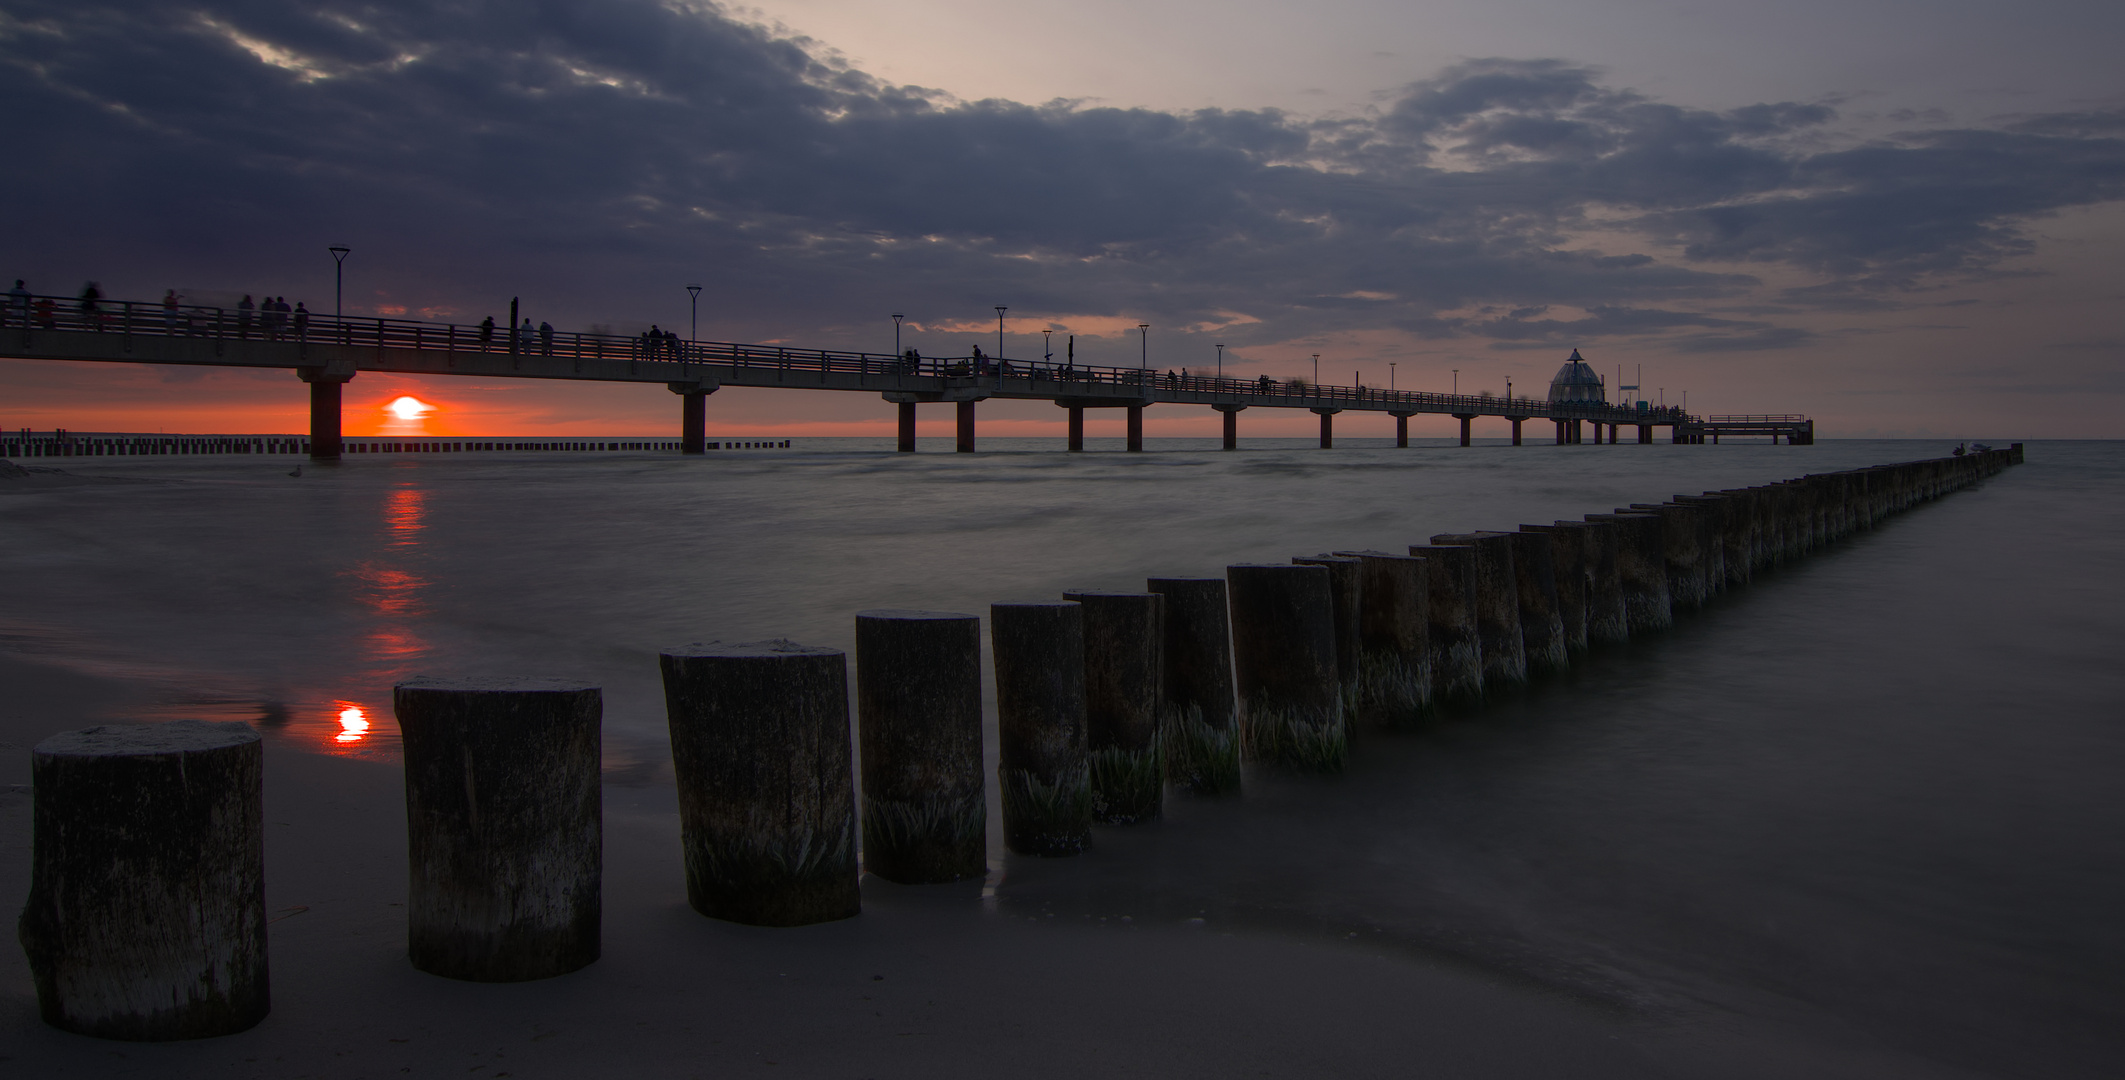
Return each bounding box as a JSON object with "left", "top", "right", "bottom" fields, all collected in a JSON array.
[
  {"left": 992, "top": 602, "right": 1091, "bottom": 856},
  {"left": 395, "top": 677, "right": 603, "bottom": 982},
  {"left": 1146, "top": 577, "right": 1241, "bottom": 796},
  {"left": 660, "top": 641, "right": 859, "bottom": 927},
  {"left": 1062, "top": 590, "right": 1163, "bottom": 824},
  {"left": 855, "top": 610, "right": 986, "bottom": 883},
  {"left": 20, "top": 721, "right": 268, "bottom": 1039},
  {"left": 1227, "top": 563, "right": 1346, "bottom": 770}
]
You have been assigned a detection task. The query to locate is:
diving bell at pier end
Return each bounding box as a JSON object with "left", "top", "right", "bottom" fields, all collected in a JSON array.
[{"left": 1548, "top": 349, "right": 1607, "bottom": 405}]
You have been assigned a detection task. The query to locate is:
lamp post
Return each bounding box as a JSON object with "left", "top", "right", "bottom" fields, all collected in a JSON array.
[
  {"left": 687, "top": 284, "right": 702, "bottom": 342},
  {"left": 328, "top": 245, "right": 350, "bottom": 324},
  {"left": 1138, "top": 324, "right": 1149, "bottom": 371},
  {"left": 1389, "top": 361, "right": 1396, "bottom": 392},
  {"left": 1042, "top": 328, "right": 1052, "bottom": 362},
  {"left": 1453, "top": 368, "right": 1459, "bottom": 396},
  {"left": 1506, "top": 376, "right": 1513, "bottom": 402},
  {"left": 893, "top": 313, "right": 903, "bottom": 357},
  {"left": 1216, "top": 343, "right": 1225, "bottom": 380},
  {"left": 1312, "top": 353, "right": 1320, "bottom": 386}
]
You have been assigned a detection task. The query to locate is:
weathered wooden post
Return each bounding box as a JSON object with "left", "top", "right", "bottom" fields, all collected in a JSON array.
[
  {"left": 1226, "top": 563, "right": 1346, "bottom": 770},
  {"left": 660, "top": 641, "right": 859, "bottom": 926},
  {"left": 1626, "top": 503, "right": 1707, "bottom": 610},
  {"left": 991, "top": 602, "right": 1091, "bottom": 855},
  {"left": 1501, "top": 530, "right": 1569, "bottom": 676},
  {"left": 1430, "top": 532, "right": 1528, "bottom": 689},
  {"left": 1331, "top": 550, "right": 1431, "bottom": 723},
  {"left": 1146, "top": 576, "right": 1241, "bottom": 795},
  {"left": 855, "top": 609, "right": 986, "bottom": 883},
  {"left": 20, "top": 721, "right": 269, "bottom": 1039},
  {"left": 1408, "top": 544, "right": 1485, "bottom": 704},
  {"left": 1518, "top": 524, "right": 1588, "bottom": 653},
  {"left": 394, "top": 677, "right": 602, "bottom": 981},
  {"left": 1585, "top": 514, "right": 1673, "bottom": 633},
  {"left": 1292, "top": 554, "right": 1363, "bottom": 709},
  {"left": 1061, "top": 590, "right": 1163, "bottom": 824}
]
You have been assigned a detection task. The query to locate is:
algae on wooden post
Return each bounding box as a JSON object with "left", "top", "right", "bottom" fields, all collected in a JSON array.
[
  {"left": 1226, "top": 563, "right": 1346, "bottom": 771},
  {"left": 1062, "top": 590, "right": 1163, "bottom": 825},
  {"left": 20, "top": 720, "right": 269, "bottom": 1040},
  {"left": 1146, "top": 577, "right": 1241, "bottom": 796},
  {"left": 991, "top": 601, "right": 1091, "bottom": 855},
  {"left": 661, "top": 640, "right": 859, "bottom": 927},
  {"left": 855, "top": 609, "right": 986, "bottom": 883}
]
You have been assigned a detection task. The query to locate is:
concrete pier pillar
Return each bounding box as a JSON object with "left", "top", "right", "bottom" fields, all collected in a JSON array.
[
  {"left": 1456, "top": 413, "right": 1474, "bottom": 446},
  {"left": 1555, "top": 419, "right": 1568, "bottom": 445},
  {"left": 1407, "top": 544, "right": 1484, "bottom": 704},
  {"left": 956, "top": 400, "right": 976, "bottom": 453},
  {"left": 299, "top": 369, "right": 351, "bottom": 460},
  {"left": 854, "top": 610, "right": 985, "bottom": 883},
  {"left": 681, "top": 391, "right": 708, "bottom": 454},
  {"left": 1609, "top": 424, "right": 1619, "bottom": 445},
  {"left": 1217, "top": 405, "right": 1243, "bottom": 450},
  {"left": 21, "top": 721, "right": 268, "bottom": 1039},
  {"left": 1501, "top": 530, "right": 1569, "bottom": 676},
  {"left": 1312, "top": 408, "right": 1338, "bottom": 448},
  {"left": 1331, "top": 550, "right": 1431, "bottom": 723},
  {"left": 1226, "top": 563, "right": 1346, "bottom": 770},
  {"left": 394, "top": 678, "right": 602, "bottom": 981},
  {"left": 898, "top": 401, "right": 916, "bottom": 452},
  {"left": 1394, "top": 412, "right": 1412, "bottom": 448},
  {"left": 1519, "top": 523, "right": 1589, "bottom": 653},
  {"left": 1430, "top": 532, "right": 1528, "bottom": 689},
  {"left": 1585, "top": 514, "right": 1673, "bottom": 633},
  {"left": 991, "top": 602, "right": 1090, "bottom": 856},
  {"left": 1146, "top": 577, "right": 1240, "bottom": 795},
  {"left": 659, "top": 643, "right": 859, "bottom": 926},
  {"left": 1511, "top": 418, "right": 1522, "bottom": 445},
  {"left": 1061, "top": 590, "right": 1163, "bottom": 825},
  {"left": 1638, "top": 424, "right": 1652, "bottom": 444},
  {"left": 1125, "top": 405, "right": 1145, "bottom": 451},
  {"left": 1067, "top": 406, "right": 1084, "bottom": 451},
  {"left": 1292, "top": 554, "right": 1363, "bottom": 707}
]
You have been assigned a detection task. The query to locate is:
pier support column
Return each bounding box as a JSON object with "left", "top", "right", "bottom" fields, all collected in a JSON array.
[
  {"left": 898, "top": 401, "right": 916, "bottom": 452},
  {"left": 299, "top": 364, "right": 355, "bottom": 461},
  {"left": 671, "top": 380, "right": 719, "bottom": 455},
  {"left": 1511, "top": 418, "right": 1522, "bottom": 446},
  {"left": 1216, "top": 404, "right": 1245, "bottom": 451},
  {"left": 1638, "top": 424, "right": 1652, "bottom": 444},
  {"left": 1555, "top": 419, "right": 1568, "bottom": 445},
  {"left": 1456, "top": 413, "right": 1475, "bottom": 447},
  {"left": 1312, "top": 407, "right": 1339, "bottom": 448},
  {"left": 1126, "top": 405, "right": 1144, "bottom": 452},
  {"left": 1067, "top": 406, "right": 1084, "bottom": 452},
  {"left": 1393, "top": 412, "right": 1412, "bottom": 448},
  {"left": 956, "top": 400, "right": 975, "bottom": 453}
]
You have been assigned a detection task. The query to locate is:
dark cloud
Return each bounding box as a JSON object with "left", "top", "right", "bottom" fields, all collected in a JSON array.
[{"left": 1, "top": 0, "right": 2120, "bottom": 359}]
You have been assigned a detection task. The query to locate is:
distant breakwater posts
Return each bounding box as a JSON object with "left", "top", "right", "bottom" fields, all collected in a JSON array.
[
  {"left": 2, "top": 434, "right": 788, "bottom": 458},
  {"left": 5, "top": 290, "right": 1811, "bottom": 461},
  {"left": 16, "top": 448, "right": 2015, "bottom": 1039}
]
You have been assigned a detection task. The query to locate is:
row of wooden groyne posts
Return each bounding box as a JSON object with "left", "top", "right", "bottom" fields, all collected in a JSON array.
[
  {"left": 1, "top": 435, "right": 791, "bottom": 457},
  {"left": 17, "top": 447, "right": 2020, "bottom": 1040}
]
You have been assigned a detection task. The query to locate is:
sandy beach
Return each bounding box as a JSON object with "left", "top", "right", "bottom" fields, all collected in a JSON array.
[{"left": 1, "top": 652, "right": 1681, "bottom": 1079}]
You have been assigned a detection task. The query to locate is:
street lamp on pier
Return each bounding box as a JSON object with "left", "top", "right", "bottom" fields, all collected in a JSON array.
[
  {"left": 1389, "top": 361, "right": 1396, "bottom": 392},
  {"left": 1042, "top": 328, "right": 1052, "bottom": 362},
  {"left": 687, "top": 284, "right": 702, "bottom": 342},
  {"left": 995, "top": 306, "right": 1007, "bottom": 364},
  {"left": 328, "top": 245, "right": 350, "bottom": 321},
  {"left": 1138, "top": 324, "right": 1150, "bottom": 371},
  {"left": 1216, "top": 343, "right": 1225, "bottom": 380},
  {"left": 1312, "top": 353, "right": 1320, "bottom": 386},
  {"left": 893, "top": 313, "right": 904, "bottom": 357},
  {"left": 1453, "top": 368, "right": 1459, "bottom": 396}
]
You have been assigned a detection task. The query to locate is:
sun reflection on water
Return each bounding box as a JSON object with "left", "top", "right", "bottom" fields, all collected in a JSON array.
[{"left": 334, "top": 702, "right": 371, "bottom": 744}]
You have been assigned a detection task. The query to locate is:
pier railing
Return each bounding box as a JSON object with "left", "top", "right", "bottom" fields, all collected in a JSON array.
[{"left": 4, "top": 292, "right": 1693, "bottom": 425}]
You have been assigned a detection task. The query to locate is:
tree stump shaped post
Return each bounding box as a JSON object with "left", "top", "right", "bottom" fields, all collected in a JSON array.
[{"left": 20, "top": 720, "right": 268, "bottom": 1040}]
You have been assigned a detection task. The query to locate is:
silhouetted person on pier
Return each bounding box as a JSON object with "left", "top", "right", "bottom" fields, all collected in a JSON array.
[
  {"left": 237, "top": 295, "right": 254, "bottom": 338},
  {"left": 6, "top": 280, "right": 26, "bottom": 328},
  {"left": 648, "top": 325, "right": 665, "bottom": 358},
  {"left": 519, "top": 318, "right": 535, "bottom": 352},
  {"left": 79, "top": 282, "right": 102, "bottom": 330},
  {"left": 539, "top": 321, "right": 554, "bottom": 355},
  {"left": 479, "top": 316, "right": 496, "bottom": 350},
  {"left": 902, "top": 348, "right": 921, "bottom": 373},
  {"left": 293, "top": 302, "right": 310, "bottom": 339},
  {"left": 162, "top": 289, "right": 180, "bottom": 332}
]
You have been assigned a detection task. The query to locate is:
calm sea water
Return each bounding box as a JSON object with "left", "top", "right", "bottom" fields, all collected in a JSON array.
[{"left": 3, "top": 438, "right": 2120, "bottom": 1076}]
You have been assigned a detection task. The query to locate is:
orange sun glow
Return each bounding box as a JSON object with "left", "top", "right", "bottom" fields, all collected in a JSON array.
[
  {"left": 387, "top": 396, "right": 434, "bottom": 420},
  {"left": 336, "top": 705, "right": 370, "bottom": 743}
]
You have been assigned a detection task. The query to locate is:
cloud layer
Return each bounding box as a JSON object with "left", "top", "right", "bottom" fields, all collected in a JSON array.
[{"left": 3, "top": 0, "right": 2122, "bottom": 362}]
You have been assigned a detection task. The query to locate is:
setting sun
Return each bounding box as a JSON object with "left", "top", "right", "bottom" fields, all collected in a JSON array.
[
  {"left": 336, "top": 704, "right": 370, "bottom": 743},
  {"left": 387, "top": 396, "right": 434, "bottom": 420}
]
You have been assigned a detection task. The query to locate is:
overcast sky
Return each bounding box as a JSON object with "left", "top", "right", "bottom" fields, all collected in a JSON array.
[{"left": 2, "top": 0, "right": 2120, "bottom": 438}]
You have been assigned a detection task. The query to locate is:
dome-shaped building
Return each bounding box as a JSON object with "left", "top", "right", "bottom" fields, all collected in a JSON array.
[{"left": 1548, "top": 348, "right": 1606, "bottom": 404}]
